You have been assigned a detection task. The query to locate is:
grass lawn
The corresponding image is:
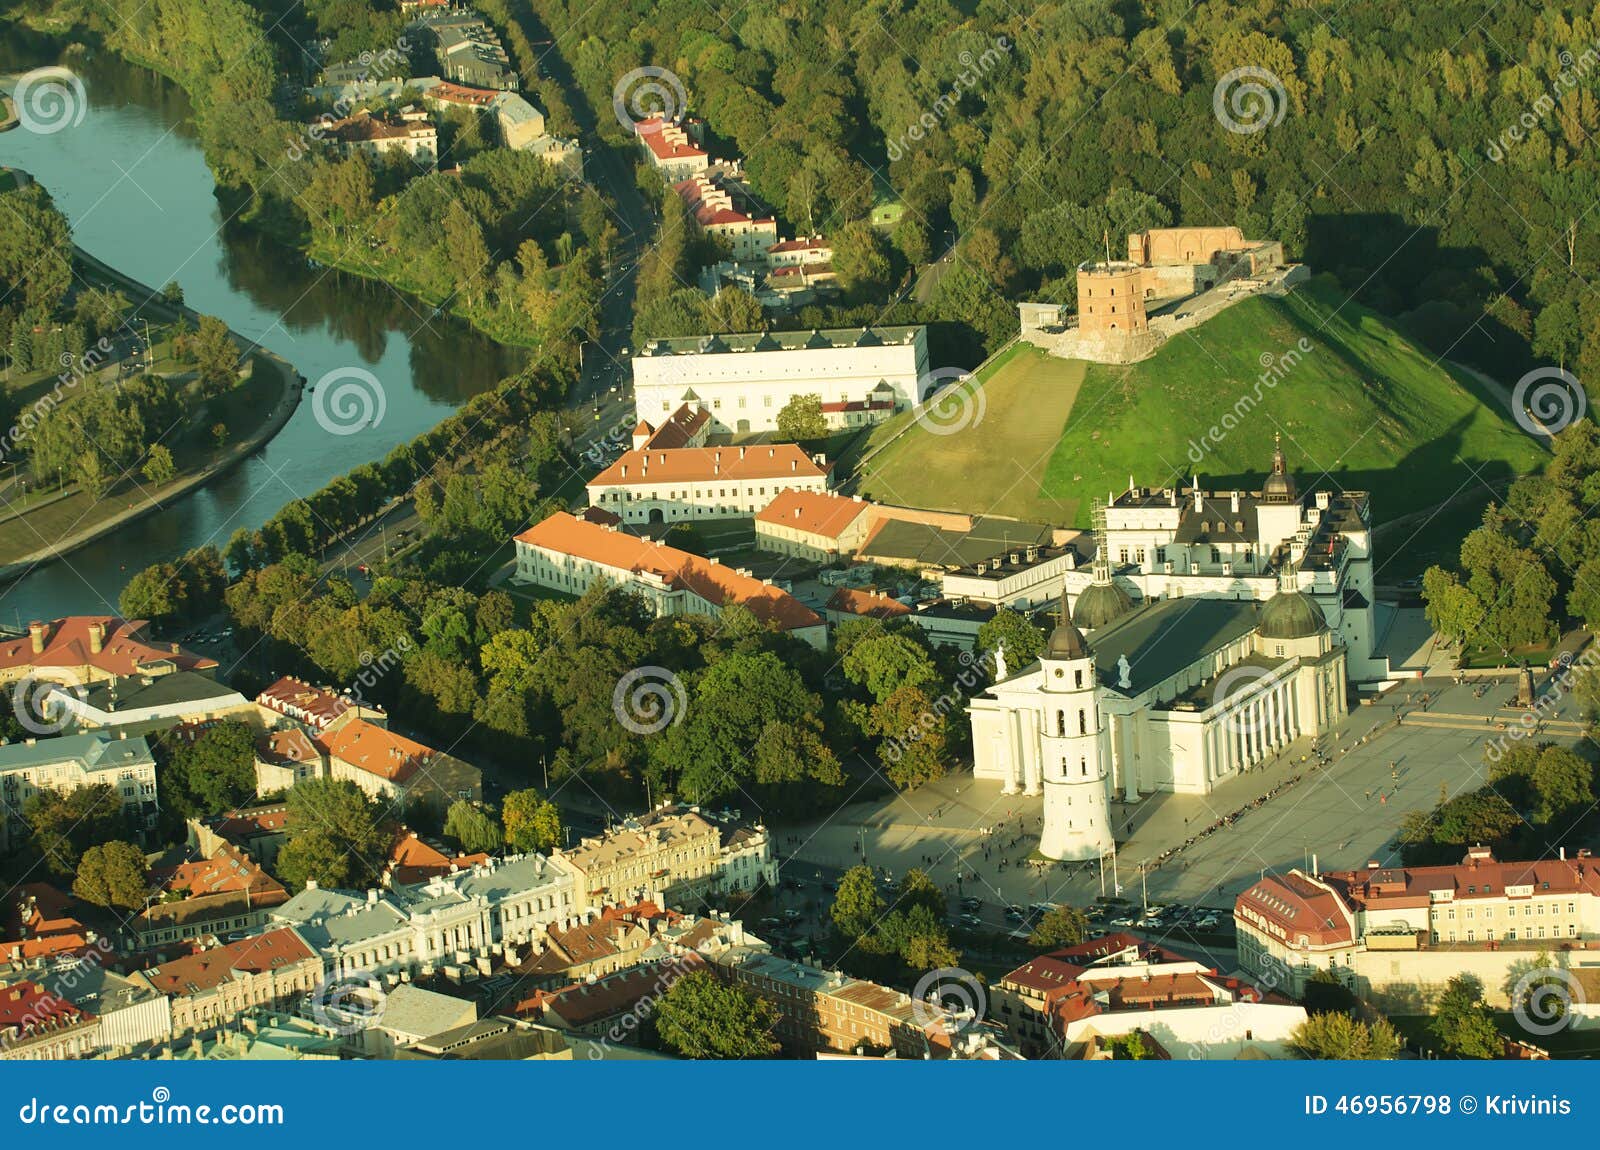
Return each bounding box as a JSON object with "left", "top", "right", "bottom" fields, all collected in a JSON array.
[
  {"left": 1039, "top": 276, "right": 1547, "bottom": 527},
  {"left": 854, "top": 342, "right": 1088, "bottom": 523}
]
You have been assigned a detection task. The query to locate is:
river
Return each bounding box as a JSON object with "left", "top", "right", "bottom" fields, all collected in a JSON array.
[{"left": 0, "top": 38, "right": 525, "bottom": 623}]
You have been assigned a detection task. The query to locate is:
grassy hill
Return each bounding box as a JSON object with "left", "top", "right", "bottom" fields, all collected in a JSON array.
[{"left": 851, "top": 277, "right": 1546, "bottom": 533}]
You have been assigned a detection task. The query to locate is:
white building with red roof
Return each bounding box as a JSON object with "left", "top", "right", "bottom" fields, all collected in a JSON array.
[
  {"left": 755, "top": 490, "right": 876, "bottom": 562},
  {"left": 1236, "top": 846, "right": 1600, "bottom": 1005},
  {"left": 674, "top": 173, "right": 777, "bottom": 260},
  {"left": 634, "top": 113, "right": 710, "bottom": 181},
  {"left": 513, "top": 512, "right": 826, "bottom": 647},
  {"left": 130, "top": 927, "right": 322, "bottom": 1036},
  {"left": 587, "top": 442, "right": 829, "bottom": 526}
]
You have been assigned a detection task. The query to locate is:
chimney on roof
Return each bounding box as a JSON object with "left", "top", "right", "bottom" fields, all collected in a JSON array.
[
  {"left": 88, "top": 622, "right": 105, "bottom": 655},
  {"left": 28, "top": 621, "right": 45, "bottom": 655},
  {"left": 1230, "top": 491, "right": 1240, "bottom": 513},
  {"left": 791, "top": 459, "right": 796, "bottom": 472},
  {"left": 739, "top": 446, "right": 746, "bottom": 459}
]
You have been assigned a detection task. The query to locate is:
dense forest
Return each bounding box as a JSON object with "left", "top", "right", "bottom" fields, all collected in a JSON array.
[
  {"left": 18, "top": 1, "right": 1594, "bottom": 380},
  {"left": 526, "top": 0, "right": 1599, "bottom": 379}
]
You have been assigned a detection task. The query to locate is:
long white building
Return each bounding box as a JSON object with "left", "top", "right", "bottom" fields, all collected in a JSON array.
[
  {"left": 513, "top": 511, "right": 827, "bottom": 648},
  {"left": 631, "top": 326, "right": 931, "bottom": 436},
  {"left": 587, "top": 442, "right": 830, "bottom": 526}
]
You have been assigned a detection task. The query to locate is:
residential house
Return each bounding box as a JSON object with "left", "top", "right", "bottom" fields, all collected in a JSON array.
[
  {"left": 634, "top": 113, "right": 709, "bottom": 181},
  {"left": 130, "top": 928, "right": 322, "bottom": 1037},
  {"left": 0, "top": 980, "right": 100, "bottom": 1060},
  {"left": 0, "top": 734, "right": 159, "bottom": 853},
  {"left": 754, "top": 490, "right": 876, "bottom": 563},
  {"left": 129, "top": 843, "right": 290, "bottom": 949},
  {"left": 0, "top": 617, "right": 217, "bottom": 689}
]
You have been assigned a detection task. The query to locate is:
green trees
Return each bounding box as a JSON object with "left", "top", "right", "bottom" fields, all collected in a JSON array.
[
  {"left": 157, "top": 720, "right": 259, "bottom": 817},
  {"left": 829, "top": 865, "right": 959, "bottom": 976},
  {"left": 444, "top": 801, "right": 503, "bottom": 854},
  {"left": 23, "top": 785, "right": 128, "bottom": 876},
  {"left": 1028, "top": 905, "right": 1090, "bottom": 950},
  {"left": 276, "top": 779, "right": 390, "bottom": 892},
  {"left": 502, "top": 789, "right": 563, "bottom": 852},
  {"left": 74, "top": 841, "right": 151, "bottom": 910},
  {"left": 1431, "top": 975, "right": 1503, "bottom": 1059},
  {"left": 976, "top": 608, "right": 1045, "bottom": 671},
  {"left": 1289, "top": 1012, "right": 1402, "bottom": 1060},
  {"left": 1488, "top": 742, "right": 1595, "bottom": 825},
  {"left": 653, "top": 969, "right": 780, "bottom": 1059},
  {"left": 774, "top": 394, "right": 827, "bottom": 442},
  {"left": 190, "top": 316, "right": 240, "bottom": 396},
  {"left": 142, "top": 444, "right": 177, "bottom": 486}
]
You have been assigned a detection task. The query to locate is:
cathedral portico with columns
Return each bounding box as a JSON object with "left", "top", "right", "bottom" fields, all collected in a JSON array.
[{"left": 969, "top": 570, "right": 1349, "bottom": 861}]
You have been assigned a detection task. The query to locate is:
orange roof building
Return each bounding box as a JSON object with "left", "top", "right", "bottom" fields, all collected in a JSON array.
[
  {"left": 0, "top": 617, "right": 216, "bottom": 686},
  {"left": 633, "top": 114, "right": 709, "bottom": 180},
  {"left": 130, "top": 928, "right": 322, "bottom": 1036},
  {"left": 755, "top": 490, "right": 876, "bottom": 562},
  {"left": 317, "top": 717, "right": 482, "bottom": 809},
  {"left": 587, "top": 442, "right": 830, "bottom": 527},
  {"left": 513, "top": 512, "right": 825, "bottom": 646}
]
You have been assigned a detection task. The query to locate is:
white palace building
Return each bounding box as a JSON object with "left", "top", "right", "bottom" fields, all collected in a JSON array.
[
  {"left": 630, "top": 326, "right": 931, "bottom": 436},
  {"left": 968, "top": 441, "right": 1364, "bottom": 861}
]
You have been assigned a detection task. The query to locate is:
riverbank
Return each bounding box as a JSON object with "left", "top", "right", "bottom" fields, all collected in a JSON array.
[{"left": 0, "top": 244, "right": 305, "bottom": 585}]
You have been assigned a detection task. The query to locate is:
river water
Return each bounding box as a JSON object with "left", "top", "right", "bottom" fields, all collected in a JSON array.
[{"left": 0, "top": 38, "right": 524, "bottom": 623}]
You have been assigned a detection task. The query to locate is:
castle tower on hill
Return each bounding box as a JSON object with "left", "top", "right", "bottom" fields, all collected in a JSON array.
[
  {"left": 1075, "top": 261, "right": 1149, "bottom": 336},
  {"left": 1036, "top": 591, "right": 1114, "bottom": 862}
]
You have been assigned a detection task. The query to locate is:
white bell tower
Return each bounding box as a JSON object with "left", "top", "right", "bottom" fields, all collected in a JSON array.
[{"left": 1037, "top": 589, "right": 1114, "bottom": 861}]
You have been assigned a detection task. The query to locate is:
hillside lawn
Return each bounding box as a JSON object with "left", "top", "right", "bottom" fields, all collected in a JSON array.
[
  {"left": 852, "top": 276, "right": 1545, "bottom": 533},
  {"left": 1041, "top": 277, "right": 1546, "bottom": 526},
  {"left": 853, "top": 342, "right": 1088, "bottom": 523}
]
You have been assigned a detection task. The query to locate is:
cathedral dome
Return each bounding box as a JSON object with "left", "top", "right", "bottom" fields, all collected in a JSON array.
[
  {"left": 1072, "top": 580, "right": 1134, "bottom": 632},
  {"left": 1257, "top": 589, "right": 1327, "bottom": 640}
]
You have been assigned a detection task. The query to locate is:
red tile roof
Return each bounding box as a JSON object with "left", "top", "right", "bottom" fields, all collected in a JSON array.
[
  {"left": 318, "top": 718, "right": 440, "bottom": 784},
  {"left": 0, "top": 980, "right": 90, "bottom": 1034},
  {"left": 589, "top": 443, "right": 826, "bottom": 487},
  {"left": 256, "top": 677, "right": 359, "bottom": 730},
  {"left": 634, "top": 114, "right": 707, "bottom": 163},
  {"left": 768, "top": 237, "right": 831, "bottom": 254},
  {"left": 258, "top": 727, "right": 321, "bottom": 767},
  {"left": 539, "top": 955, "right": 704, "bottom": 1027},
  {"left": 388, "top": 830, "right": 489, "bottom": 886},
  {"left": 756, "top": 490, "right": 873, "bottom": 539},
  {"left": 1236, "top": 871, "right": 1356, "bottom": 948},
  {"left": 0, "top": 617, "right": 216, "bottom": 677},
  {"left": 825, "top": 587, "right": 910, "bottom": 619},
  {"left": 3, "top": 884, "right": 96, "bottom": 962},
  {"left": 427, "top": 80, "right": 499, "bottom": 107},
  {"left": 1322, "top": 847, "right": 1600, "bottom": 911},
  {"left": 150, "top": 844, "right": 287, "bottom": 905},
  {"left": 138, "top": 929, "right": 315, "bottom": 996},
  {"left": 638, "top": 404, "right": 710, "bottom": 451},
  {"left": 516, "top": 512, "right": 823, "bottom": 632}
]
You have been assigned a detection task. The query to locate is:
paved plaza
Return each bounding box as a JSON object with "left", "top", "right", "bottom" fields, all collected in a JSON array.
[{"left": 789, "top": 669, "right": 1588, "bottom": 917}]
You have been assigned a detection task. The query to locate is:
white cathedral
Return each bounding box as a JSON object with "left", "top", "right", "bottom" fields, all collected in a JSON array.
[{"left": 969, "top": 440, "right": 1361, "bottom": 861}]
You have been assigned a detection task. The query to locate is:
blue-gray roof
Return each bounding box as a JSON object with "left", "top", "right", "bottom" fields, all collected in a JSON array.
[{"left": 0, "top": 733, "right": 155, "bottom": 773}]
